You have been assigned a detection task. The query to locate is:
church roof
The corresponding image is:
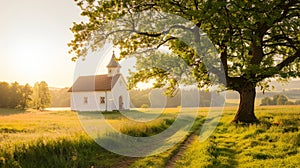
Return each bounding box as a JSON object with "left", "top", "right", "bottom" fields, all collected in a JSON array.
[
  {"left": 68, "top": 74, "right": 121, "bottom": 92},
  {"left": 107, "top": 51, "right": 121, "bottom": 67}
]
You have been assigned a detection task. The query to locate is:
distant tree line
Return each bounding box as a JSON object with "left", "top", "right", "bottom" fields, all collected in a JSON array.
[
  {"left": 0, "top": 81, "right": 51, "bottom": 110},
  {"left": 261, "top": 94, "right": 300, "bottom": 106},
  {"left": 129, "top": 89, "right": 224, "bottom": 108},
  {"left": 50, "top": 88, "right": 70, "bottom": 107}
]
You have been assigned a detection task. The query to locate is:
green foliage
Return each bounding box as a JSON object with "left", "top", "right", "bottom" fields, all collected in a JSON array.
[
  {"left": 0, "top": 82, "right": 32, "bottom": 109},
  {"left": 32, "top": 81, "right": 51, "bottom": 110},
  {"left": 127, "top": 51, "right": 193, "bottom": 95},
  {"left": 69, "top": 0, "right": 300, "bottom": 89},
  {"left": 8, "top": 82, "right": 22, "bottom": 108},
  {"left": 0, "top": 82, "right": 10, "bottom": 108},
  {"left": 261, "top": 97, "right": 273, "bottom": 106},
  {"left": 19, "top": 84, "right": 33, "bottom": 109},
  {"left": 140, "top": 104, "right": 149, "bottom": 108},
  {"left": 0, "top": 81, "right": 57, "bottom": 110}
]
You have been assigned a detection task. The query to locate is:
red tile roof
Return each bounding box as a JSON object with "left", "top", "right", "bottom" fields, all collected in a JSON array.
[{"left": 68, "top": 74, "right": 121, "bottom": 92}]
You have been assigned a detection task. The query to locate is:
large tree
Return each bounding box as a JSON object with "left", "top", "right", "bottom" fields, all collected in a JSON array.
[{"left": 69, "top": 0, "right": 300, "bottom": 123}]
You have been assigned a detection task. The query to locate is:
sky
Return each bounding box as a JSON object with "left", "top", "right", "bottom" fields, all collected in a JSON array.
[{"left": 0, "top": 0, "right": 87, "bottom": 87}]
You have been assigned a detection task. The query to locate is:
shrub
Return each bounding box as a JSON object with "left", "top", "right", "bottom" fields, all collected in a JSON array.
[
  {"left": 261, "top": 97, "right": 273, "bottom": 106},
  {"left": 140, "top": 104, "right": 149, "bottom": 108},
  {"left": 285, "top": 101, "right": 295, "bottom": 105}
]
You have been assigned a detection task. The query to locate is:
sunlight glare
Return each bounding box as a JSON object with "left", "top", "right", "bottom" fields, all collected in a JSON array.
[{"left": 11, "top": 37, "right": 50, "bottom": 79}]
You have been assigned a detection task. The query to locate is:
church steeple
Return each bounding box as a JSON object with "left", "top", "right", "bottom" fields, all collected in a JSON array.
[{"left": 107, "top": 51, "right": 121, "bottom": 77}]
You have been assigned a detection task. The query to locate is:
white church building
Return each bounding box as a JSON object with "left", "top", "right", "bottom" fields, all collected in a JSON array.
[{"left": 69, "top": 52, "right": 130, "bottom": 111}]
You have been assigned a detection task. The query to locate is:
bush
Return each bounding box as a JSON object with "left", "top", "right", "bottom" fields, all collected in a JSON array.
[
  {"left": 285, "top": 101, "right": 295, "bottom": 105},
  {"left": 140, "top": 104, "right": 149, "bottom": 108},
  {"left": 261, "top": 97, "right": 273, "bottom": 106}
]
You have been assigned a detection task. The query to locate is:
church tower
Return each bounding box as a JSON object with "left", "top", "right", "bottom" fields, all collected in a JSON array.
[{"left": 107, "top": 51, "right": 121, "bottom": 77}]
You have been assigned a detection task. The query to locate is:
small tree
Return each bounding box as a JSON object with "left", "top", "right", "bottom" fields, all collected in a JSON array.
[
  {"left": 32, "top": 81, "right": 51, "bottom": 110},
  {"left": 19, "top": 84, "right": 33, "bottom": 109},
  {"left": 276, "top": 94, "right": 288, "bottom": 105}
]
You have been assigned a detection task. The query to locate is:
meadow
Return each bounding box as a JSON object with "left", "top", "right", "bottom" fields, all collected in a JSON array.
[{"left": 0, "top": 106, "right": 299, "bottom": 167}]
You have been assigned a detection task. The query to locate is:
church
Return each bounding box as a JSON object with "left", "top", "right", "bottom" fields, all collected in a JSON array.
[{"left": 69, "top": 52, "right": 130, "bottom": 111}]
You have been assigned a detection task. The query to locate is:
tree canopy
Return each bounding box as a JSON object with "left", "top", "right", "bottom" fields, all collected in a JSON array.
[
  {"left": 0, "top": 81, "right": 54, "bottom": 110},
  {"left": 0, "top": 82, "right": 32, "bottom": 109},
  {"left": 69, "top": 0, "right": 300, "bottom": 123}
]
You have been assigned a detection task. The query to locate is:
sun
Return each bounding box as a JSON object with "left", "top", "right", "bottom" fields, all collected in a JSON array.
[{"left": 10, "top": 37, "right": 50, "bottom": 80}]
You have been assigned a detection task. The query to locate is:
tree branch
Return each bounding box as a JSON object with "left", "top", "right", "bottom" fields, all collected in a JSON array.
[
  {"left": 276, "top": 50, "right": 300, "bottom": 70},
  {"left": 136, "top": 24, "right": 193, "bottom": 37},
  {"left": 156, "top": 36, "right": 177, "bottom": 49},
  {"left": 256, "top": 50, "right": 300, "bottom": 80}
]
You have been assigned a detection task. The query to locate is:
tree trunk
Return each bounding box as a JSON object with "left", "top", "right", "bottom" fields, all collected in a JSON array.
[{"left": 232, "top": 82, "right": 258, "bottom": 123}]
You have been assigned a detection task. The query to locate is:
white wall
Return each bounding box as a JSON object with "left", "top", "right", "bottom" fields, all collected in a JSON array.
[
  {"left": 111, "top": 77, "right": 130, "bottom": 110},
  {"left": 70, "top": 91, "right": 115, "bottom": 111},
  {"left": 70, "top": 76, "right": 130, "bottom": 111}
]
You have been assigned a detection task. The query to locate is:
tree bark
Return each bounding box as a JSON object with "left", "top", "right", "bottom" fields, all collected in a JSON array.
[{"left": 232, "top": 82, "right": 258, "bottom": 123}]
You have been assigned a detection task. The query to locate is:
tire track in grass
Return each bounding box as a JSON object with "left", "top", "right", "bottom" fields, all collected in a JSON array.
[
  {"left": 212, "top": 134, "right": 238, "bottom": 168},
  {"left": 165, "top": 127, "right": 202, "bottom": 168},
  {"left": 166, "top": 122, "right": 239, "bottom": 168}
]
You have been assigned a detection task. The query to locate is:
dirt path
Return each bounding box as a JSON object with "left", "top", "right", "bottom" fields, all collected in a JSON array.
[
  {"left": 165, "top": 128, "right": 202, "bottom": 168},
  {"left": 114, "top": 157, "right": 137, "bottom": 168}
]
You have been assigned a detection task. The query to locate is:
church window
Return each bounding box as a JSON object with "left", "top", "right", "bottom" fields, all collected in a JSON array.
[
  {"left": 84, "top": 97, "right": 88, "bottom": 104},
  {"left": 100, "top": 97, "right": 105, "bottom": 104}
]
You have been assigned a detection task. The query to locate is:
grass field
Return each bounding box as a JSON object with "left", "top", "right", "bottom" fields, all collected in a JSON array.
[
  {"left": 175, "top": 106, "right": 300, "bottom": 168},
  {"left": 0, "top": 106, "right": 299, "bottom": 167}
]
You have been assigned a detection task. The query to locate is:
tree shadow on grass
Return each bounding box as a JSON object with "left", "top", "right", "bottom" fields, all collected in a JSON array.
[{"left": 213, "top": 146, "right": 238, "bottom": 168}]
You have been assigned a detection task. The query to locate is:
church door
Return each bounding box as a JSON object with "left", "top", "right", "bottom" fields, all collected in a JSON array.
[{"left": 119, "top": 96, "right": 123, "bottom": 110}]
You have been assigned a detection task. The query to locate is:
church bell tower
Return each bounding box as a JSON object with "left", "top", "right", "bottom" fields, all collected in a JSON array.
[{"left": 107, "top": 51, "right": 121, "bottom": 77}]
